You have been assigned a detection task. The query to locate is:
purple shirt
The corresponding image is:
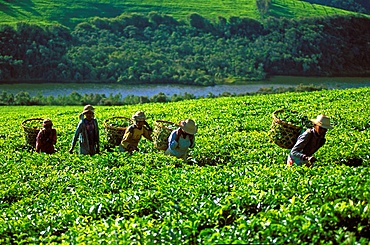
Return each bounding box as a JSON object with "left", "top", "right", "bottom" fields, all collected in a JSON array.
[{"left": 84, "top": 119, "right": 96, "bottom": 146}]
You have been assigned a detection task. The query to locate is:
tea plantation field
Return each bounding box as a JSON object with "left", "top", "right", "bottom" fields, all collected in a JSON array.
[{"left": 0, "top": 87, "right": 369, "bottom": 244}]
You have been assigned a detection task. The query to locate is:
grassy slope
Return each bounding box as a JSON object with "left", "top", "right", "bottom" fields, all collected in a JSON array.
[{"left": 0, "top": 0, "right": 360, "bottom": 28}]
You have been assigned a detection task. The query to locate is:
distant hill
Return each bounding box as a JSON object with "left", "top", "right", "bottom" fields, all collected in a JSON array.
[
  {"left": 0, "top": 0, "right": 365, "bottom": 28},
  {"left": 1, "top": 1, "right": 369, "bottom": 85},
  {"left": 303, "top": 0, "right": 370, "bottom": 14}
]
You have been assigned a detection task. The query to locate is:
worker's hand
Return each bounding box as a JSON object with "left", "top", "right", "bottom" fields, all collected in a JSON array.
[
  {"left": 127, "top": 144, "right": 138, "bottom": 153},
  {"left": 307, "top": 156, "right": 317, "bottom": 163}
]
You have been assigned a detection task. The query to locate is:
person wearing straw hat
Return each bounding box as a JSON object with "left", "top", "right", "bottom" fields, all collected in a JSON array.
[
  {"left": 119, "top": 111, "right": 153, "bottom": 154},
  {"left": 36, "top": 118, "right": 57, "bottom": 154},
  {"left": 287, "top": 114, "right": 333, "bottom": 167},
  {"left": 165, "top": 119, "right": 197, "bottom": 159},
  {"left": 69, "top": 105, "right": 100, "bottom": 155}
]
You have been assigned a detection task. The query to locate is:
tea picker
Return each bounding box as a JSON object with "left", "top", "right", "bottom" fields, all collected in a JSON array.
[
  {"left": 287, "top": 114, "right": 333, "bottom": 166},
  {"left": 119, "top": 111, "right": 153, "bottom": 154},
  {"left": 269, "top": 110, "right": 333, "bottom": 166},
  {"left": 164, "top": 119, "right": 198, "bottom": 160},
  {"left": 69, "top": 105, "right": 100, "bottom": 156},
  {"left": 36, "top": 118, "right": 57, "bottom": 154}
]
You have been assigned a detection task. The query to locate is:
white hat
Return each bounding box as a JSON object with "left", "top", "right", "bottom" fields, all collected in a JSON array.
[
  {"left": 132, "top": 111, "right": 147, "bottom": 121},
  {"left": 310, "top": 114, "right": 333, "bottom": 129},
  {"left": 180, "top": 119, "right": 197, "bottom": 134},
  {"left": 82, "top": 104, "right": 95, "bottom": 114}
]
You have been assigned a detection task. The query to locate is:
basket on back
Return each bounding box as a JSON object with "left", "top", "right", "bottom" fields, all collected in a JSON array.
[
  {"left": 21, "top": 118, "right": 44, "bottom": 147},
  {"left": 269, "top": 109, "right": 310, "bottom": 149},
  {"left": 104, "top": 116, "right": 132, "bottom": 147},
  {"left": 153, "top": 120, "right": 178, "bottom": 151}
]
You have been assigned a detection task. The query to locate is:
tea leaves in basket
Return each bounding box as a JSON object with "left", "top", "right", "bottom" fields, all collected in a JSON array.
[
  {"left": 104, "top": 117, "right": 132, "bottom": 147},
  {"left": 153, "top": 121, "right": 177, "bottom": 150},
  {"left": 108, "top": 120, "right": 130, "bottom": 128},
  {"left": 269, "top": 110, "right": 312, "bottom": 149},
  {"left": 24, "top": 120, "right": 43, "bottom": 129},
  {"left": 21, "top": 118, "right": 44, "bottom": 147},
  {"left": 276, "top": 110, "right": 311, "bottom": 127}
]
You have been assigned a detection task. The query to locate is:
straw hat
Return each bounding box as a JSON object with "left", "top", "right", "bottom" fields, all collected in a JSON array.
[
  {"left": 43, "top": 118, "right": 53, "bottom": 126},
  {"left": 180, "top": 119, "right": 197, "bottom": 135},
  {"left": 310, "top": 114, "right": 333, "bottom": 129},
  {"left": 82, "top": 105, "right": 95, "bottom": 114},
  {"left": 132, "top": 111, "right": 147, "bottom": 121}
]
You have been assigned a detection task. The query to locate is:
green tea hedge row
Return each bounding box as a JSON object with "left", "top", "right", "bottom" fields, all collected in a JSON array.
[{"left": 0, "top": 87, "right": 369, "bottom": 244}]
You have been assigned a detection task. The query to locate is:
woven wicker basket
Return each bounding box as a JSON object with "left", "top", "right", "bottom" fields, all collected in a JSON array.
[
  {"left": 153, "top": 120, "right": 178, "bottom": 151},
  {"left": 21, "top": 118, "right": 44, "bottom": 147},
  {"left": 269, "top": 109, "right": 303, "bottom": 149},
  {"left": 104, "top": 116, "right": 132, "bottom": 147}
]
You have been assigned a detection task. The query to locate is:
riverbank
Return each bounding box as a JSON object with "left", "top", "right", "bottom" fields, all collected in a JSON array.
[
  {"left": 1, "top": 84, "right": 327, "bottom": 106},
  {"left": 1, "top": 76, "right": 370, "bottom": 99}
]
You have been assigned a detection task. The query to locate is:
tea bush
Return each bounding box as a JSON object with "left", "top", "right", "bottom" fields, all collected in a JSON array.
[{"left": 0, "top": 87, "right": 369, "bottom": 244}]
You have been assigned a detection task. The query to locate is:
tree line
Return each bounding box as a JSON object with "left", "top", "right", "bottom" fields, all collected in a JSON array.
[{"left": 0, "top": 13, "right": 369, "bottom": 86}]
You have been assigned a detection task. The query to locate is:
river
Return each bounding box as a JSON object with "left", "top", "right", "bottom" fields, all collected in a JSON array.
[{"left": 1, "top": 76, "right": 370, "bottom": 97}]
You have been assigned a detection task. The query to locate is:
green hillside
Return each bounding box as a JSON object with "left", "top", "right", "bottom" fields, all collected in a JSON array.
[
  {"left": 1, "top": 87, "right": 370, "bottom": 243},
  {"left": 0, "top": 0, "right": 359, "bottom": 28}
]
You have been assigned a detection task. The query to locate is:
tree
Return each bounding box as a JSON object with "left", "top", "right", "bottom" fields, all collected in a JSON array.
[
  {"left": 14, "top": 92, "right": 31, "bottom": 105},
  {"left": 256, "top": 0, "right": 272, "bottom": 17}
]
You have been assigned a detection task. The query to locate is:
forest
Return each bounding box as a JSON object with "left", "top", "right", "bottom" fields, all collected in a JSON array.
[{"left": 1, "top": 13, "right": 370, "bottom": 85}]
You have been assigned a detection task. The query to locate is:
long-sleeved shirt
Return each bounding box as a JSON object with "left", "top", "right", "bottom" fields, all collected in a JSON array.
[
  {"left": 36, "top": 128, "right": 57, "bottom": 154},
  {"left": 71, "top": 118, "right": 99, "bottom": 155},
  {"left": 121, "top": 125, "right": 153, "bottom": 150},
  {"left": 289, "top": 128, "right": 326, "bottom": 165},
  {"left": 165, "top": 129, "right": 195, "bottom": 159}
]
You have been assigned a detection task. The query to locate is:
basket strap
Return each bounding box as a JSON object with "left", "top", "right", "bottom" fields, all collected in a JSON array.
[
  {"left": 175, "top": 129, "right": 180, "bottom": 142},
  {"left": 156, "top": 120, "right": 176, "bottom": 125}
]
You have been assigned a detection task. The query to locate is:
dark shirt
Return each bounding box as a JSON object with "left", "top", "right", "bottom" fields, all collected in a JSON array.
[
  {"left": 84, "top": 119, "right": 96, "bottom": 146},
  {"left": 290, "top": 128, "right": 326, "bottom": 164},
  {"left": 71, "top": 118, "right": 100, "bottom": 155},
  {"left": 36, "top": 128, "right": 57, "bottom": 154}
]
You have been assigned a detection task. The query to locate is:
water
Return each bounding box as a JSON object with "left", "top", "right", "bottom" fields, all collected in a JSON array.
[{"left": 1, "top": 76, "right": 370, "bottom": 97}]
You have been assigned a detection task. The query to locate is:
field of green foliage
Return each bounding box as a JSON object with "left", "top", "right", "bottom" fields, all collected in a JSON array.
[
  {"left": 1, "top": 87, "right": 369, "bottom": 244},
  {"left": 0, "top": 0, "right": 356, "bottom": 28}
]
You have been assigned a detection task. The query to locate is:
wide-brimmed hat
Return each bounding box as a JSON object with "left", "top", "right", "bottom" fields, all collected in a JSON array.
[
  {"left": 82, "top": 104, "right": 95, "bottom": 114},
  {"left": 132, "top": 111, "right": 147, "bottom": 121},
  {"left": 180, "top": 119, "right": 197, "bottom": 134},
  {"left": 310, "top": 114, "right": 333, "bottom": 129},
  {"left": 43, "top": 118, "right": 53, "bottom": 126}
]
